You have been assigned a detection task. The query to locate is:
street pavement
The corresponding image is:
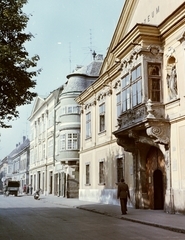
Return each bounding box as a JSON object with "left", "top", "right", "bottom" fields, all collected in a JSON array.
[{"left": 37, "top": 194, "right": 185, "bottom": 234}]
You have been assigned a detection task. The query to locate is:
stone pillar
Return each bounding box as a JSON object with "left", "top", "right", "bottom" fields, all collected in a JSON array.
[{"left": 163, "top": 147, "right": 175, "bottom": 213}]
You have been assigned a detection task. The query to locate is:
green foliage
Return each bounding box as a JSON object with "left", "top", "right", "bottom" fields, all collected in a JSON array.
[{"left": 0, "top": 0, "right": 41, "bottom": 128}]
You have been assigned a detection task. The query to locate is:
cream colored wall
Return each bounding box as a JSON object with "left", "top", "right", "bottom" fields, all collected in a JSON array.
[
  {"left": 128, "top": 0, "right": 184, "bottom": 32},
  {"left": 79, "top": 75, "right": 134, "bottom": 204},
  {"left": 170, "top": 121, "right": 185, "bottom": 212},
  {"left": 161, "top": 18, "right": 185, "bottom": 212}
]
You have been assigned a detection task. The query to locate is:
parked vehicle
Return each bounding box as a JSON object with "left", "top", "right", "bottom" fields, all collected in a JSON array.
[{"left": 3, "top": 180, "right": 20, "bottom": 196}]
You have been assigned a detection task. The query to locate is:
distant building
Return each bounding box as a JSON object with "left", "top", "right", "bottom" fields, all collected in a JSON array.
[
  {"left": 8, "top": 136, "right": 30, "bottom": 192},
  {"left": 0, "top": 137, "right": 30, "bottom": 193},
  {"left": 0, "top": 157, "right": 8, "bottom": 191}
]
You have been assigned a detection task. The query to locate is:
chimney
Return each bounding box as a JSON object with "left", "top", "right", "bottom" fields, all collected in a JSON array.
[
  {"left": 23, "top": 136, "right": 26, "bottom": 142},
  {"left": 96, "top": 54, "right": 103, "bottom": 61}
]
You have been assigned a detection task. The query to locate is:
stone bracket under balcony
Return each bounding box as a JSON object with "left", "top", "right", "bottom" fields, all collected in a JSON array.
[
  {"left": 115, "top": 121, "right": 170, "bottom": 153},
  {"left": 145, "top": 121, "right": 170, "bottom": 146}
]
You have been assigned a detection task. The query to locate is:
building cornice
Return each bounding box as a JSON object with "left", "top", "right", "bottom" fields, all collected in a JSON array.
[
  {"left": 159, "top": 2, "right": 185, "bottom": 38},
  {"left": 79, "top": 139, "right": 117, "bottom": 154}
]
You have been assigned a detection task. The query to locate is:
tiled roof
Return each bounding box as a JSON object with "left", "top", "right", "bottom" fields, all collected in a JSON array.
[
  {"left": 73, "top": 60, "right": 102, "bottom": 76},
  {"left": 8, "top": 138, "right": 30, "bottom": 159},
  {"left": 62, "top": 58, "right": 103, "bottom": 94}
]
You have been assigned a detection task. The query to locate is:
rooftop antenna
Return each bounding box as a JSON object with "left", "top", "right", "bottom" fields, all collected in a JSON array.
[
  {"left": 89, "top": 29, "right": 92, "bottom": 51},
  {"left": 89, "top": 29, "right": 94, "bottom": 61},
  {"left": 69, "top": 42, "right": 71, "bottom": 73},
  {"left": 81, "top": 29, "right": 97, "bottom": 63}
]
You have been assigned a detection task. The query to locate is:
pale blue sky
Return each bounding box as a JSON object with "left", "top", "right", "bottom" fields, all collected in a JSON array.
[{"left": 0, "top": 0, "right": 124, "bottom": 159}]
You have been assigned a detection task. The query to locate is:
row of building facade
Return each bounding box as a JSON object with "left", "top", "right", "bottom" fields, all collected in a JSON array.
[{"left": 1, "top": 0, "right": 185, "bottom": 214}]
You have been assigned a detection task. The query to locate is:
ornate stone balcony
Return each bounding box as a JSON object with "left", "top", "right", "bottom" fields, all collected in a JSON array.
[{"left": 114, "top": 100, "right": 170, "bottom": 152}]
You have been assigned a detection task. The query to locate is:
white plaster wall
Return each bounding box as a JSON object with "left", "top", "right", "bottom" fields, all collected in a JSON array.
[
  {"left": 173, "top": 189, "right": 185, "bottom": 213},
  {"left": 79, "top": 189, "right": 120, "bottom": 205}
]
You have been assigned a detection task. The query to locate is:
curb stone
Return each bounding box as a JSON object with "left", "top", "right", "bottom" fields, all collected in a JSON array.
[{"left": 77, "top": 206, "right": 185, "bottom": 234}]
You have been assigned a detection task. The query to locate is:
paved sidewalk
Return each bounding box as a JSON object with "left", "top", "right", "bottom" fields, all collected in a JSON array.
[{"left": 40, "top": 195, "right": 185, "bottom": 234}]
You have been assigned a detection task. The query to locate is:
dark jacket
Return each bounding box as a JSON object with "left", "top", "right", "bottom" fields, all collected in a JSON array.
[{"left": 117, "top": 182, "right": 130, "bottom": 199}]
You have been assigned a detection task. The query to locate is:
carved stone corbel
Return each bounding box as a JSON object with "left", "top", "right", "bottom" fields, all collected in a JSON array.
[
  {"left": 177, "top": 30, "right": 185, "bottom": 44},
  {"left": 147, "top": 45, "right": 162, "bottom": 55},
  {"left": 146, "top": 122, "right": 170, "bottom": 146}
]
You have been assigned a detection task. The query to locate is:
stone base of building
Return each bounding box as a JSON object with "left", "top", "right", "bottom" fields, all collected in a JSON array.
[
  {"left": 173, "top": 189, "right": 185, "bottom": 214},
  {"left": 79, "top": 189, "right": 123, "bottom": 205}
]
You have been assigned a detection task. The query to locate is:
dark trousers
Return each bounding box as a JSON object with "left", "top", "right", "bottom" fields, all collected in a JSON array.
[{"left": 120, "top": 198, "right": 127, "bottom": 214}]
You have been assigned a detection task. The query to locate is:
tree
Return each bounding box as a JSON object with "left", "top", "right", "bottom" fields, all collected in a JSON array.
[{"left": 0, "top": 0, "right": 41, "bottom": 128}]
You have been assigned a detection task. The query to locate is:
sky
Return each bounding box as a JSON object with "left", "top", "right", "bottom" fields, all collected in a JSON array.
[{"left": 0, "top": 0, "right": 124, "bottom": 159}]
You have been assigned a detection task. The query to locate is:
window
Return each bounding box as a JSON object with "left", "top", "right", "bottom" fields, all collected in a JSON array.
[
  {"left": 30, "top": 127, "right": 34, "bottom": 141},
  {"left": 99, "top": 103, "right": 105, "bottom": 132},
  {"left": 48, "top": 139, "right": 53, "bottom": 157},
  {"left": 34, "top": 148, "right": 37, "bottom": 163},
  {"left": 39, "top": 120, "right": 42, "bottom": 135},
  {"left": 59, "top": 133, "right": 79, "bottom": 150},
  {"left": 86, "top": 164, "right": 90, "bottom": 184},
  {"left": 43, "top": 143, "right": 45, "bottom": 159},
  {"left": 8, "top": 165, "right": 12, "bottom": 174},
  {"left": 60, "top": 134, "right": 66, "bottom": 150},
  {"left": 99, "top": 160, "right": 105, "bottom": 184},
  {"left": 122, "top": 65, "right": 142, "bottom": 112},
  {"left": 148, "top": 63, "right": 161, "bottom": 102},
  {"left": 67, "top": 133, "right": 78, "bottom": 150},
  {"left": 30, "top": 149, "right": 34, "bottom": 165},
  {"left": 67, "top": 106, "right": 80, "bottom": 114},
  {"left": 86, "top": 112, "right": 91, "bottom": 138},
  {"left": 61, "top": 107, "right": 66, "bottom": 115},
  {"left": 48, "top": 110, "right": 54, "bottom": 128},
  {"left": 122, "top": 74, "right": 131, "bottom": 111},
  {"left": 68, "top": 106, "right": 73, "bottom": 113},
  {"left": 35, "top": 123, "right": 37, "bottom": 138},
  {"left": 117, "top": 158, "right": 124, "bottom": 182},
  {"left": 116, "top": 92, "right": 121, "bottom": 118},
  {"left": 132, "top": 65, "right": 142, "bottom": 107},
  {"left": 39, "top": 144, "right": 42, "bottom": 161},
  {"left": 43, "top": 121, "right": 45, "bottom": 133},
  {"left": 73, "top": 106, "right": 80, "bottom": 113}
]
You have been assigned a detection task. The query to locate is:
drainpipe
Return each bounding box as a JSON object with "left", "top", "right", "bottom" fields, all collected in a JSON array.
[
  {"left": 53, "top": 108, "right": 56, "bottom": 167},
  {"left": 53, "top": 87, "right": 62, "bottom": 167},
  {"left": 168, "top": 145, "right": 175, "bottom": 214}
]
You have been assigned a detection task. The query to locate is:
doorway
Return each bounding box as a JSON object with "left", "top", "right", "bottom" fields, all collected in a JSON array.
[
  {"left": 154, "top": 169, "right": 164, "bottom": 210},
  {"left": 49, "top": 171, "right": 53, "bottom": 194},
  {"left": 37, "top": 171, "right": 41, "bottom": 189},
  {"left": 146, "top": 147, "right": 165, "bottom": 210}
]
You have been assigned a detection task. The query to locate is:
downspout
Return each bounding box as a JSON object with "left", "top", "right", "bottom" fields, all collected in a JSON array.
[
  {"left": 53, "top": 108, "right": 56, "bottom": 167},
  {"left": 168, "top": 144, "right": 175, "bottom": 214},
  {"left": 53, "top": 87, "right": 63, "bottom": 167}
]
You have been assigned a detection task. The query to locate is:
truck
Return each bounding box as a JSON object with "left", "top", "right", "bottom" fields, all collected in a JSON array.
[{"left": 3, "top": 179, "right": 20, "bottom": 196}]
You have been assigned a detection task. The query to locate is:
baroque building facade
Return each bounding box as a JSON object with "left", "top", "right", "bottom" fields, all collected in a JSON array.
[
  {"left": 29, "top": 55, "right": 103, "bottom": 197},
  {"left": 76, "top": 0, "right": 185, "bottom": 214}
]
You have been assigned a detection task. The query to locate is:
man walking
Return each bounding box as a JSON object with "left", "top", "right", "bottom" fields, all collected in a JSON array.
[{"left": 117, "top": 178, "right": 130, "bottom": 215}]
